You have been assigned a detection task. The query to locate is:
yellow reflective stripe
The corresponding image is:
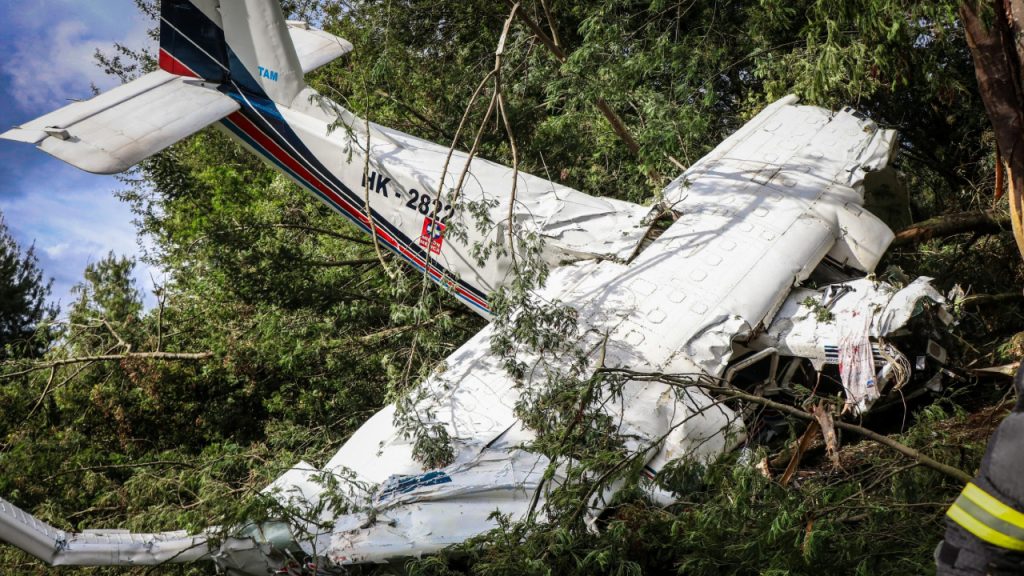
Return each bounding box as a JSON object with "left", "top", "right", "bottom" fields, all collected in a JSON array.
[
  {"left": 962, "top": 483, "right": 1024, "bottom": 530},
  {"left": 947, "top": 503, "right": 1024, "bottom": 551}
]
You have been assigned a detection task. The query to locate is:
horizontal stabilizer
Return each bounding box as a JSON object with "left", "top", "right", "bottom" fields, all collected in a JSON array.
[
  {"left": 0, "top": 70, "right": 239, "bottom": 174},
  {"left": 287, "top": 20, "right": 353, "bottom": 73}
]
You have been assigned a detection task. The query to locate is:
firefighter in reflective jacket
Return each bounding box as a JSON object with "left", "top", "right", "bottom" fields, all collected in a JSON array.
[{"left": 937, "top": 365, "right": 1024, "bottom": 574}]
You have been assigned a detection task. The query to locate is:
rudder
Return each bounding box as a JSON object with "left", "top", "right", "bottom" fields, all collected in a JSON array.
[
  {"left": 160, "top": 0, "right": 328, "bottom": 106},
  {"left": 220, "top": 0, "right": 306, "bottom": 105}
]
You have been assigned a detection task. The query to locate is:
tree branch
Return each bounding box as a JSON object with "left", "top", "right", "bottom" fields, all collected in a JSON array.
[
  {"left": 505, "top": 1, "right": 644, "bottom": 157},
  {"left": 890, "top": 210, "right": 1011, "bottom": 247},
  {"left": 45, "top": 460, "right": 197, "bottom": 482},
  {"left": 303, "top": 258, "right": 381, "bottom": 268},
  {"left": 959, "top": 292, "right": 1024, "bottom": 307},
  {"left": 599, "top": 368, "right": 973, "bottom": 483},
  {"left": 2, "top": 351, "right": 214, "bottom": 379}
]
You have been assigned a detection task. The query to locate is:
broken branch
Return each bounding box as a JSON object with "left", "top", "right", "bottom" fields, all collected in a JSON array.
[
  {"left": 2, "top": 351, "right": 215, "bottom": 379},
  {"left": 599, "top": 369, "right": 973, "bottom": 483},
  {"left": 891, "top": 210, "right": 1011, "bottom": 247}
]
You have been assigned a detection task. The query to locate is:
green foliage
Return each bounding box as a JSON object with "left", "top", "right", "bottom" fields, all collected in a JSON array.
[
  {"left": 0, "top": 213, "right": 55, "bottom": 359},
  {"left": 407, "top": 415, "right": 975, "bottom": 576},
  {"left": 800, "top": 296, "right": 836, "bottom": 323}
]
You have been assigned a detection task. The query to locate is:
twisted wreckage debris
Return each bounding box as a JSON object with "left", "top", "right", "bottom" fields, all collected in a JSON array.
[{"left": 0, "top": 1, "right": 958, "bottom": 573}]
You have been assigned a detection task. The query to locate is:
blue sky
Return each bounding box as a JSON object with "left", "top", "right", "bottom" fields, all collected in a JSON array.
[{"left": 0, "top": 0, "right": 159, "bottom": 311}]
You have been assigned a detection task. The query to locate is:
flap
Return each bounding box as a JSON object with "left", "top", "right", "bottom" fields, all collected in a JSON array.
[
  {"left": 287, "top": 21, "right": 353, "bottom": 73},
  {"left": 1, "top": 69, "right": 239, "bottom": 174}
]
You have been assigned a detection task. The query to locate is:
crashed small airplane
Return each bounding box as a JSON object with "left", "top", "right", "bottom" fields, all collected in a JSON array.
[{"left": 0, "top": 0, "right": 953, "bottom": 574}]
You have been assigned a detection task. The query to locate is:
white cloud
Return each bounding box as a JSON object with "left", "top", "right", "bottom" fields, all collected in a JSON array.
[
  {"left": 1, "top": 166, "right": 163, "bottom": 313},
  {"left": 42, "top": 241, "right": 71, "bottom": 259},
  {"left": 4, "top": 5, "right": 153, "bottom": 111}
]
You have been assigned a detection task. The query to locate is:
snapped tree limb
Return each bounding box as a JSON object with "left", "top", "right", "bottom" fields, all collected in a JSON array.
[
  {"left": 1, "top": 351, "right": 215, "bottom": 379},
  {"left": 959, "top": 1, "right": 1024, "bottom": 262},
  {"left": 891, "top": 210, "right": 1012, "bottom": 247}
]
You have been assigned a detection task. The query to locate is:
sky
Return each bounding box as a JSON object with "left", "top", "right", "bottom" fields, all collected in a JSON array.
[{"left": 0, "top": 0, "right": 160, "bottom": 312}]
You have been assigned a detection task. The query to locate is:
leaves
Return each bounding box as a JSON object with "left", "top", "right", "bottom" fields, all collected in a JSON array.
[{"left": 0, "top": 213, "right": 56, "bottom": 359}]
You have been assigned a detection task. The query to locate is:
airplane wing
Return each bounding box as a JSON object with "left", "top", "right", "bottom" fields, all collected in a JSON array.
[
  {"left": 666, "top": 95, "right": 896, "bottom": 273},
  {"left": 1, "top": 70, "right": 239, "bottom": 174}
]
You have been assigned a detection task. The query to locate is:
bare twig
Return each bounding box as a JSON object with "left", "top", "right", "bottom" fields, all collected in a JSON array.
[
  {"left": 153, "top": 278, "right": 165, "bottom": 352},
  {"left": 495, "top": 5, "right": 522, "bottom": 271},
  {"left": 45, "top": 460, "right": 197, "bottom": 481},
  {"left": 959, "top": 292, "right": 1024, "bottom": 307},
  {"left": 303, "top": 258, "right": 381, "bottom": 268},
  {"left": 539, "top": 0, "right": 561, "bottom": 49},
  {"left": 358, "top": 312, "right": 451, "bottom": 342},
  {"left": 101, "top": 319, "right": 130, "bottom": 352},
  {"left": 25, "top": 366, "right": 56, "bottom": 421},
  {"left": 186, "top": 223, "right": 374, "bottom": 251}
]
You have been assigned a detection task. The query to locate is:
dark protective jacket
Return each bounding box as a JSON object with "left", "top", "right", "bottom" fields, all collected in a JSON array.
[{"left": 937, "top": 366, "right": 1024, "bottom": 575}]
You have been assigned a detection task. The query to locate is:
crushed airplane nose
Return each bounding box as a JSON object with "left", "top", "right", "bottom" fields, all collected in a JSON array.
[{"left": 210, "top": 522, "right": 313, "bottom": 576}]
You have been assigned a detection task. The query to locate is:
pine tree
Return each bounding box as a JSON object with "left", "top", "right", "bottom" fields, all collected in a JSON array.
[{"left": 0, "top": 214, "right": 55, "bottom": 358}]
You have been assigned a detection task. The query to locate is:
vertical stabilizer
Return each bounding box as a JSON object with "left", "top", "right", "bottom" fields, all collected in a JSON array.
[
  {"left": 159, "top": 0, "right": 229, "bottom": 81},
  {"left": 221, "top": 0, "right": 307, "bottom": 105}
]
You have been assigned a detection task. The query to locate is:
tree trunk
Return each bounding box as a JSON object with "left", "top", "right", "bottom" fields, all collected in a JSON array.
[{"left": 959, "top": 0, "right": 1024, "bottom": 262}]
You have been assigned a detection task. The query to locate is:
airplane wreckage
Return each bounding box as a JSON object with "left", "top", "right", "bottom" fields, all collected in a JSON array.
[{"left": 0, "top": 1, "right": 957, "bottom": 574}]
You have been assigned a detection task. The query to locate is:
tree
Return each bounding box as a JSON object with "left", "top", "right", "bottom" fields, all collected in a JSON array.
[
  {"left": 0, "top": 214, "right": 55, "bottom": 358},
  {"left": 960, "top": 0, "right": 1024, "bottom": 261}
]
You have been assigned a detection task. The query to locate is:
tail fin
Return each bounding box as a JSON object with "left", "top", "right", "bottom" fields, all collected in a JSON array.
[
  {"left": 159, "top": 0, "right": 230, "bottom": 81},
  {"left": 1, "top": 1, "right": 354, "bottom": 174},
  {"left": 220, "top": 0, "right": 306, "bottom": 105},
  {"left": 160, "top": 0, "right": 351, "bottom": 106},
  {"left": 160, "top": 0, "right": 307, "bottom": 105}
]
